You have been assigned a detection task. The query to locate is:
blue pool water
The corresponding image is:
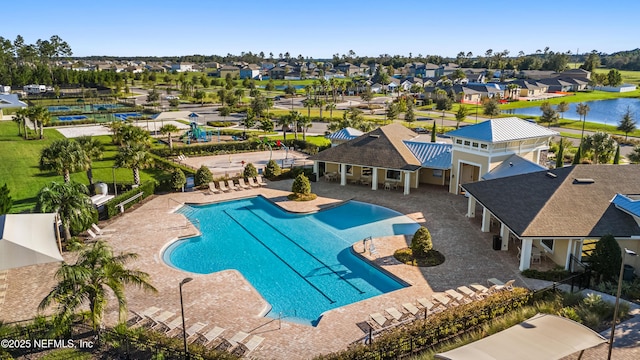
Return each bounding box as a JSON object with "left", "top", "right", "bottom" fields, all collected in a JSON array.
[
  {"left": 164, "top": 196, "right": 420, "bottom": 326},
  {"left": 57, "top": 115, "right": 88, "bottom": 121}
]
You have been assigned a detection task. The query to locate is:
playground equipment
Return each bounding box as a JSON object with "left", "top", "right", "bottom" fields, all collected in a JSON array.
[{"left": 181, "top": 122, "right": 213, "bottom": 144}]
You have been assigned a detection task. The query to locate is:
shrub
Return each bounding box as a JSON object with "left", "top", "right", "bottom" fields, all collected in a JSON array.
[
  {"left": 194, "top": 165, "right": 213, "bottom": 187},
  {"left": 243, "top": 163, "right": 258, "bottom": 178},
  {"left": 411, "top": 226, "right": 433, "bottom": 258},
  {"left": 291, "top": 174, "right": 311, "bottom": 195},
  {"left": 170, "top": 168, "right": 186, "bottom": 191},
  {"left": 104, "top": 181, "right": 156, "bottom": 219},
  {"left": 264, "top": 159, "right": 281, "bottom": 178},
  {"left": 590, "top": 234, "right": 622, "bottom": 282}
]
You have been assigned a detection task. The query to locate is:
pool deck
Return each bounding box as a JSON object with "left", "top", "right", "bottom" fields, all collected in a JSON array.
[{"left": 1, "top": 180, "right": 532, "bottom": 359}]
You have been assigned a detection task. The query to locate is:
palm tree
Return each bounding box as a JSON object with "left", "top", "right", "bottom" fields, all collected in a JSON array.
[
  {"left": 75, "top": 136, "right": 104, "bottom": 187},
  {"left": 576, "top": 103, "right": 591, "bottom": 140},
  {"left": 288, "top": 110, "right": 302, "bottom": 140},
  {"left": 276, "top": 115, "right": 290, "bottom": 141},
  {"left": 120, "top": 125, "right": 151, "bottom": 147},
  {"left": 29, "top": 106, "right": 50, "bottom": 139},
  {"left": 302, "top": 98, "right": 314, "bottom": 124},
  {"left": 115, "top": 143, "right": 154, "bottom": 185},
  {"left": 40, "top": 139, "right": 90, "bottom": 183},
  {"left": 160, "top": 124, "right": 179, "bottom": 150},
  {"left": 14, "top": 108, "right": 30, "bottom": 139},
  {"left": 39, "top": 240, "right": 157, "bottom": 331},
  {"left": 298, "top": 116, "right": 312, "bottom": 141},
  {"left": 12, "top": 109, "right": 25, "bottom": 137},
  {"left": 326, "top": 102, "right": 337, "bottom": 121},
  {"left": 36, "top": 181, "right": 94, "bottom": 241}
]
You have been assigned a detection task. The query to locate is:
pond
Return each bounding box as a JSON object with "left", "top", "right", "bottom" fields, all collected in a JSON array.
[{"left": 504, "top": 98, "right": 640, "bottom": 126}]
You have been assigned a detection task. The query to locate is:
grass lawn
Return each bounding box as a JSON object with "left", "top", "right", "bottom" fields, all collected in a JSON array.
[
  {"left": 500, "top": 89, "right": 640, "bottom": 110},
  {"left": 268, "top": 134, "right": 330, "bottom": 147},
  {"left": 0, "top": 122, "right": 167, "bottom": 213}
]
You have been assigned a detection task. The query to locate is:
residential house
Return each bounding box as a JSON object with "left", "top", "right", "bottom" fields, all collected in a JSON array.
[
  {"left": 239, "top": 64, "right": 261, "bottom": 80},
  {"left": 559, "top": 68, "right": 591, "bottom": 80},
  {"left": 219, "top": 65, "right": 241, "bottom": 79},
  {"left": 435, "top": 63, "right": 460, "bottom": 78},
  {"left": 462, "top": 164, "right": 640, "bottom": 273},
  {"left": 508, "top": 79, "right": 549, "bottom": 97},
  {"left": 171, "top": 63, "right": 195, "bottom": 72},
  {"left": 335, "top": 62, "right": 361, "bottom": 76},
  {"left": 518, "top": 70, "right": 557, "bottom": 80},
  {"left": 269, "top": 66, "right": 287, "bottom": 80}
]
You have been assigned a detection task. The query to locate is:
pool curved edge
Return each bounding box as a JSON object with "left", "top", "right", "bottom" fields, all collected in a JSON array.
[
  {"left": 349, "top": 239, "right": 412, "bottom": 288},
  {"left": 160, "top": 235, "right": 273, "bottom": 320}
]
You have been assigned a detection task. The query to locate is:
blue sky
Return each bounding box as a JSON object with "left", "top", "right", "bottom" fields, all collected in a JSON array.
[{"left": 3, "top": 0, "right": 638, "bottom": 58}]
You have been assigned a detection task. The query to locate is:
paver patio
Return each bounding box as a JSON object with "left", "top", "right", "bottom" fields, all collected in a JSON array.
[{"left": 0, "top": 179, "right": 620, "bottom": 359}]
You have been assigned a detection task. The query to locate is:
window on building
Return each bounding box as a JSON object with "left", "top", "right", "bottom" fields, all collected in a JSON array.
[
  {"left": 362, "top": 167, "right": 372, "bottom": 177},
  {"left": 464, "top": 140, "right": 470, "bottom": 146},
  {"left": 541, "top": 239, "right": 554, "bottom": 252},
  {"left": 433, "top": 169, "right": 443, "bottom": 178},
  {"left": 386, "top": 170, "right": 401, "bottom": 181},
  {"left": 456, "top": 139, "right": 462, "bottom": 144},
  {"left": 345, "top": 165, "right": 353, "bottom": 175},
  {"left": 472, "top": 142, "right": 479, "bottom": 148},
  {"left": 480, "top": 144, "right": 488, "bottom": 149}
]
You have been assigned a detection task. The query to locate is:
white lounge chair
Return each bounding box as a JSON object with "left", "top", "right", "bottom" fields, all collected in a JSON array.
[
  {"left": 91, "top": 223, "right": 115, "bottom": 235},
  {"left": 208, "top": 182, "right": 221, "bottom": 194},
  {"left": 402, "top": 303, "right": 420, "bottom": 316},
  {"left": 237, "top": 178, "right": 251, "bottom": 190},
  {"left": 218, "top": 181, "right": 231, "bottom": 192},
  {"left": 148, "top": 311, "right": 175, "bottom": 328},
  {"left": 184, "top": 322, "right": 207, "bottom": 341},
  {"left": 385, "top": 307, "right": 404, "bottom": 321},
  {"left": 496, "top": 279, "right": 516, "bottom": 291},
  {"left": 369, "top": 312, "right": 389, "bottom": 328},
  {"left": 196, "top": 326, "right": 225, "bottom": 346},
  {"left": 255, "top": 175, "right": 267, "bottom": 186},
  {"left": 247, "top": 177, "right": 260, "bottom": 187},
  {"left": 217, "top": 331, "right": 249, "bottom": 352},
  {"left": 232, "top": 334, "right": 265, "bottom": 357},
  {"left": 432, "top": 293, "right": 452, "bottom": 308},
  {"left": 157, "top": 316, "right": 186, "bottom": 334},
  {"left": 128, "top": 306, "right": 161, "bottom": 326},
  {"left": 226, "top": 179, "right": 239, "bottom": 191},
  {"left": 86, "top": 229, "right": 112, "bottom": 241}
]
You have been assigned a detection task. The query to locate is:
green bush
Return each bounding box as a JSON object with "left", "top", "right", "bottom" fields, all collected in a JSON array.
[
  {"left": 521, "top": 267, "right": 571, "bottom": 282},
  {"left": 411, "top": 226, "right": 433, "bottom": 258},
  {"left": 291, "top": 174, "right": 311, "bottom": 195},
  {"left": 243, "top": 163, "right": 258, "bottom": 178},
  {"left": 150, "top": 154, "right": 196, "bottom": 176},
  {"left": 170, "top": 168, "right": 186, "bottom": 191},
  {"left": 590, "top": 234, "right": 622, "bottom": 282},
  {"left": 195, "top": 165, "right": 213, "bottom": 187},
  {"left": 264, "top": 159, "right": 281, "bottom": 178}
]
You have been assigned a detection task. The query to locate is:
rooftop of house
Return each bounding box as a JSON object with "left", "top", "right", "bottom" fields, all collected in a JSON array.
[
  {"left": 462, "top": 165, "right": 640, "bottom": 238},
  {"left": 446, "top": 117, "right": 558, "bottom": 143}
]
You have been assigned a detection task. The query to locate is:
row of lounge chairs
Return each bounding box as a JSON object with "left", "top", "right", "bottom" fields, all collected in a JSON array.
[
  {"left": 209, "top": 176, "right": 267, "bottom": 194},
  {"left": 366, "top": 279, "right": 516, "bottom": 331},
  {"left": 128, "top": 306, "right": 264, "bottom": 357}
]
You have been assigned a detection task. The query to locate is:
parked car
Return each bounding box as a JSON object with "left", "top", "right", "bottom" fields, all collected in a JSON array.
[
  {"left": 165, "top": 95, "right": 179, "bottom": 100},
  {"left": 413, "top": 127, "right": 429, "bottom": 134}
]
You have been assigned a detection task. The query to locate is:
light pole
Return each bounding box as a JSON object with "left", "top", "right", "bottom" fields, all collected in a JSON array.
[
  {"left": 112, "top": 166, "right": 118, "bottom": 197},
  {"left": 608, "top": 248, "right": 637, "bottom": 360},
  {"left": 180, "top": 277, "right": 193, "bottom": 359}
]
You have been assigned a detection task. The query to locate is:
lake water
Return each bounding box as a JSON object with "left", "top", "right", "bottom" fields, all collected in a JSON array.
[{"left": 504, "top": 98, "right": 640, "bottom": 125}]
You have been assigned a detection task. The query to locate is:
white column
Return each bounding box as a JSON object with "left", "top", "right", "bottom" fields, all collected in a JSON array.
[
  {"left": 467, "top": 196, "right": 476, "bottom": 218},
  {"left": 313, "top": 162, "right": 319, "bottom": 182},
  {"left": 403, "top": 171, "right": 411, "bottom": 195},
  {"left": 340, "top": 164, "right": 347, "bottom": 186},
  {"left": 565, "top": 239, "right": 574, "bottom": 271},
  {"left": 519, "top": 238, "right": 533, "bottom": 271},
  {"left": 372, "top": 167, "right": 378, "bottom": 190},
  {"left": 481, "top": 208, "right": 491, "bottom": 233},
  {"left": 500, "top": 224, "right": 510, "bottom": 251}
]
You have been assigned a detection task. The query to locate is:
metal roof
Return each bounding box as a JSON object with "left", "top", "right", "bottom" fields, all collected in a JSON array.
[
  {"left": 482, "top": 154, "right": 546, "bottom": 180},
  {"left": 0, "top": 94, "right": 27, "bottom": 108},
  {"left": 446, "top": 117, "right": 558, "bottom": 143},
  {"left": 612, "top": 193, "right": 640, "bottom": 218},
  {"left": 326, "top": 127, "right": 363, "bottom": 141},
  {"left": 404, "top": 141, "right": 452, "bottom": 169}
]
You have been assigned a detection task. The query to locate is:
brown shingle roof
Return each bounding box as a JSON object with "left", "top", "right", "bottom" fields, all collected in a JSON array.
[
  {"left": 462, "top": 165, "right": 640, "bottom": 238},
  {"left": 308, "top": 123, "right": 421, "bottom": 170}
]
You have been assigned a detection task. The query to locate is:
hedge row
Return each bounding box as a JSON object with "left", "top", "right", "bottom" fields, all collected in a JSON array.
[
  {"left": 151, "top": 138, "right": 324, "bottom": 158},
  {"left": 315, "top": 288, "right": 532, "bottom": 360},
  {"left": 104, "top": 181, "right": 156, "bottom": 219}
]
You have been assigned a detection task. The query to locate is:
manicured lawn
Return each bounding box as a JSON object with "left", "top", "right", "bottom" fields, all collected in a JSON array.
[
  {"left": 500, "top": 89, "right": 640, "bottom": 110},
  {"left": 269, "top": 134, "right": 330, "bottom": 147},
  {"left": 0, "top": 122, "right": 166, "bottom": 213}
]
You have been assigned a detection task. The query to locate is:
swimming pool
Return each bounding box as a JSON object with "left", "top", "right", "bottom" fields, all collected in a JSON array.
[{"left": 164, "top": 196, "right": 420, "bottom": 326}]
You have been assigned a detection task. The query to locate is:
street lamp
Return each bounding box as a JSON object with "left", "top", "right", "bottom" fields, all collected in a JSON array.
[
  {"left": 607, "top": 248, "right": 637, "bottom": 360},
  {"left": 112, "top": 166, "right": 118, "bottom": 197},
  {"left": 180, "top": 277, "right": 193, "bottom": 359}
]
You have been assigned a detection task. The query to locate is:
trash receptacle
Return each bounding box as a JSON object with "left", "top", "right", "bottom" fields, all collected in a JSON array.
[
  {"left": 492, "top": 235, "right": 501, "bottom": 251},
  {"left": 310, "top": 173, "right": 317, "bottom": 182},
  {"left": 623, "top": 264, "right": 635, "bottom": 281}
]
